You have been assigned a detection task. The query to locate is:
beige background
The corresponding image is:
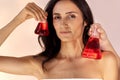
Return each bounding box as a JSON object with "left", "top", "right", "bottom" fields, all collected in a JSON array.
[{"left": 0, "top": 0, "right": 120, "bottom": 80}]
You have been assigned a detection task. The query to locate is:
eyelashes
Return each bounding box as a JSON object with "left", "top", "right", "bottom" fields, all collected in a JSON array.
[
  {"left": 53, "top": 14, "right": 77, "bottom": 21},
  {"left": 53, "top": 16, "right": 61, "bottom": 20}
]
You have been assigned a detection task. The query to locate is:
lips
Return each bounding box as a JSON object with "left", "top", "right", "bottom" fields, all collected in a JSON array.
[
  {"left": 60, "top": 31, "right": 72, "bottom": 34},
  {"left": 59, "top": 31, "right": 72, "bottom": 36}
]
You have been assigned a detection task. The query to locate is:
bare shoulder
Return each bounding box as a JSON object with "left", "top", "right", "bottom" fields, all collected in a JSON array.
[
  {"left": 102, "top": 51, "right": 118, "bottom": 63},
  {"left": 101, "top": 51, "right": 119, "bottom": 79},
  {"left": 97, "top": 51, "right": 118, "bottom": 71}
]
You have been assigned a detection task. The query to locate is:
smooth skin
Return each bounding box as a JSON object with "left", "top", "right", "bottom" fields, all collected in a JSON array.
[{"left": 0, "top": 0, "right": 119, "bottom": 80}]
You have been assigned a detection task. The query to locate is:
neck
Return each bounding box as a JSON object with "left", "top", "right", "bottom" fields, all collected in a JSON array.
[{"left": 58, "top": 39, "right": 84, "bottom": 59}]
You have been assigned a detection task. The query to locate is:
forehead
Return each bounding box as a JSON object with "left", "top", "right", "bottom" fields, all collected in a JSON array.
[{"left": 53, "top": 0, "right": 81, "bottom": 14}]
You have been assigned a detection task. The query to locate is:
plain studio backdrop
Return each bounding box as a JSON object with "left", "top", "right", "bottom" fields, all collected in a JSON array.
[{"left": 0, "top": 0, "right": 120, "bottom": 80}]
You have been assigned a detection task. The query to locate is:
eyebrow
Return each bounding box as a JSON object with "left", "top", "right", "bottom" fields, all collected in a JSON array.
[
  {"left": 53, "top": 11, "right": 79, "bottom": 15},
  {"left": 66, "top": 11, "right": 79, "bottom": 14}
]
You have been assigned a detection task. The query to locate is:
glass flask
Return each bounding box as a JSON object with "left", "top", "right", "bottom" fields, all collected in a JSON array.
[
  {"left": 34, "top": 21, "right": 49, "bottom": 36},
  {"left": 82, "top": 27, "right": 102, "bottom": 59}
]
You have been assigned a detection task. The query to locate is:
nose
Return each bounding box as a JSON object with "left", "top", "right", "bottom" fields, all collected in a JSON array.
[{"left": 60, "top": 18, "right": 68, "bottom": 27}]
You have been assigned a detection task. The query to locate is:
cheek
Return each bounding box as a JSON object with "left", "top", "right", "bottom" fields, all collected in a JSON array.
[
  {"left": 73, "top": 23, "right": 84, "bottom": 37},
  {"left": 72, "top": 17, "right": 84, "bottom": 34}
]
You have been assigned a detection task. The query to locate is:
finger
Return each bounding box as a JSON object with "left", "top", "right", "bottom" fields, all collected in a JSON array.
[
  {"left": 91, "top": 23, "right": 104, "bottom": 34},
  {"left": 28, "top": 3, "right": 44, "bottom": 21},
  {"left": 32, "top": 2, "right": 47, "bottom": 20},
  {"left": 26, "top": 2, "right": 46, "bottom": 21},
  {"left": 29, "top": 2, "right": 47, "bottom": 21},
  {"left": 94, "top": 23, "right": 108, "bottom": 40},
  {"left": 97, "top": 25, "right": 105, "bottom": 34},
  {"left": 25, "top": 3, "right": 40, "bottom": 21},
  {"left": 88, "top": 27, "right": 92, "bottom": 36},
  {"left": 88, "top": 24, "right": 96, "bottom": 36}
]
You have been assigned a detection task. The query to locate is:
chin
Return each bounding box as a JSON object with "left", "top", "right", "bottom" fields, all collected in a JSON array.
[{"left": 60, "top": 38, "right": 74, "bottom": 42}]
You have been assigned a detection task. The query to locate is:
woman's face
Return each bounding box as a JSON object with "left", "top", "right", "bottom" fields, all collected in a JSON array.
[{"left": 53, "top": 0, "right": 86, "bottom": 42}]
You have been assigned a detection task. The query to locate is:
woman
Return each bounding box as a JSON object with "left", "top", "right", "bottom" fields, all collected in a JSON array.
[{"left": 0, "top": 0, "right": 119, "bottom": 80}]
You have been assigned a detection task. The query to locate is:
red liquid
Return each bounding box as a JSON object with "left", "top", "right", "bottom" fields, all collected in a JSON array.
[
  {"left": 82, "top": 37, "right": 102, "bottom": 59},
  {"left": 35, "top": 22, "right": 49, "bottom": 36}
]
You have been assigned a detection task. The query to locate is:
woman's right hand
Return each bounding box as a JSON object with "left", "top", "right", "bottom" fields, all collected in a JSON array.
[
  {"left": 0, "top": 2, "right": 47, "bottom": 46},
  {"left": 15, "top": 2, "right": 47, "bottom": 22}
]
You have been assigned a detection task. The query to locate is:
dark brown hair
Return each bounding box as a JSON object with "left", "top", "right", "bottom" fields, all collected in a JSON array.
[{"left": 34, "top": 0, "right": 94, "bottom": 70}]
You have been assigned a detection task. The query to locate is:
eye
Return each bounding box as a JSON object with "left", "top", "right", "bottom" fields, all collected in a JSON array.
[
  {"left": 69, "top": 14, "right": 76, "bottom": 19},
  {"left": 53, "top": 16, "right": 61, "bottom": 20}
]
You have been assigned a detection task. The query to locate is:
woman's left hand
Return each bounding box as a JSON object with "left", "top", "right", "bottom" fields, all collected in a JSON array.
[{"left": 89, "top": 23, "right": 111, "bottom": 51}]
